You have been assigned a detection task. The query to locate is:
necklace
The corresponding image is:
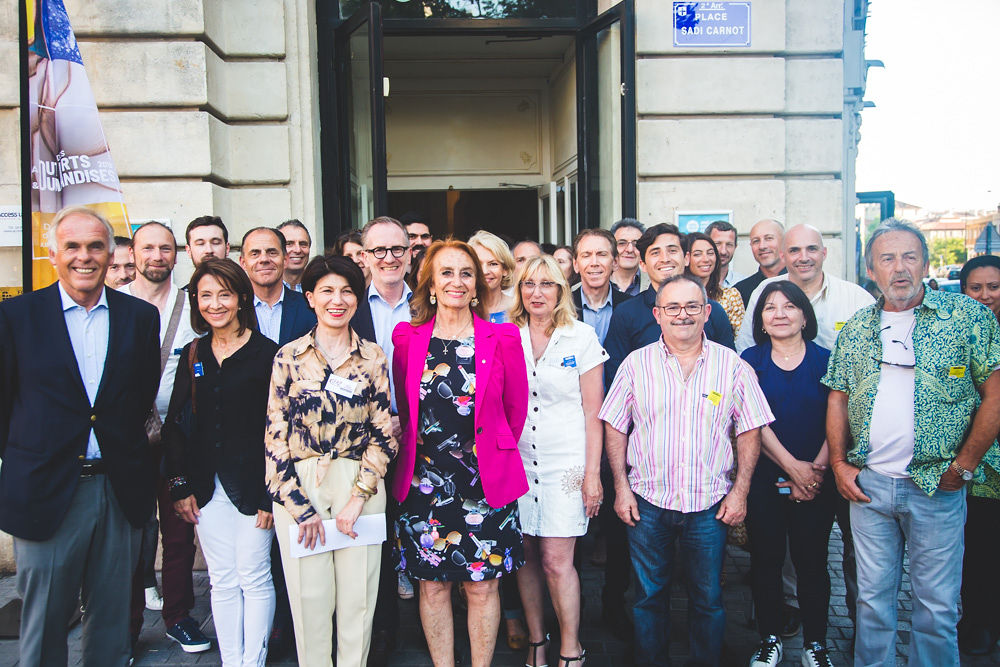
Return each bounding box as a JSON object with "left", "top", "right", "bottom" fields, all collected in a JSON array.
[
  {"left": 435, "top": 320, "right": 472, "bottom": 355},
  {"left": 773, "top": 340, "right": 805, "bottom": 363}
]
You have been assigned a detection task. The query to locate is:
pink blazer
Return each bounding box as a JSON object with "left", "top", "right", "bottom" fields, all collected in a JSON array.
[{"left": 391, "top": 314, "right": 529, "bottom": 508}]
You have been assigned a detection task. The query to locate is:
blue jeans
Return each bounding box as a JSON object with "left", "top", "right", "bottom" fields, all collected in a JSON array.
[
  {"left": 851, "top": 467, "right": 966, "bottom": 667},
  {"left": 627, "top": 495, "right": 727, "bottom": 667}
]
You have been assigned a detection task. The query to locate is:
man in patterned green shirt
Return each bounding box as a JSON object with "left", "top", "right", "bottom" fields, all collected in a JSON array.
[{"left": 823, "top": 219, "right": 1000, "bottom": 667}]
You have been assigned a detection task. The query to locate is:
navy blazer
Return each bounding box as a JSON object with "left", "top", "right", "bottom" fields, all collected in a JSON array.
[
  {"left": 277, "top": 287, "right": 317, "bottom": 347},
  {"left": 603, "top": 286, "right": 735, "bottom": 390},
  {"left": 350, "top": 294, "right": 377, "bottom": 345},
  {"left": 0, "top": 284, "right": 160, "bottom": 540}
]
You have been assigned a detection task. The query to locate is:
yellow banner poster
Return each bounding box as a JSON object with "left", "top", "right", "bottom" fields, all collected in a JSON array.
[{"left": 25, "top": 0, "right": 129, "bottom": 289}]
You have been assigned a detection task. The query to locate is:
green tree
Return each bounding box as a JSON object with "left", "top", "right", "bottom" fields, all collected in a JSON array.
[{"left": 929, "top": 237, "right": 967, "bottom": 269}]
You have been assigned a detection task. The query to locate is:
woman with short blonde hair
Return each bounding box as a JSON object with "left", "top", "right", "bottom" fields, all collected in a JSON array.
[
  {"left": 510, "top": 255, "right": 607, "bottom": 667},
  {"left": 469, "top": 231, "right": 517, "bottom": 323}
]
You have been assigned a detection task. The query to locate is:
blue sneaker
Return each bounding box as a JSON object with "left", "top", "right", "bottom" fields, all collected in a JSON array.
[{"left": 166, "top": 616, "right": 212, "bottom": 653}]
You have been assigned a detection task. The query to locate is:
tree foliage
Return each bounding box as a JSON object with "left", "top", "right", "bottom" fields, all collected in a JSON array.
[{"left": 929, "top": 237, "right": 967, "bottom": 268}]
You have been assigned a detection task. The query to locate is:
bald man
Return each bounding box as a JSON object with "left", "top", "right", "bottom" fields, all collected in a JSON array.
[
  {"left": 736, "top": 225, "right": 874, "bottom": 353},
  {"left": 735, "top": 219, "right": 787, "bottom": 305}
]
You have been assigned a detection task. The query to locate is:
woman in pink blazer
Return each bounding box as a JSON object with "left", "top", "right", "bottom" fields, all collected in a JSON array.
[{"left": 391, "top": 239, "right": 528, "bottom": 667}]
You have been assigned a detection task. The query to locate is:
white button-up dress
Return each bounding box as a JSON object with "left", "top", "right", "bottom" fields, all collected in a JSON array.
[{"left": 517, "top": 319, "right": 608, "bottom": 537}]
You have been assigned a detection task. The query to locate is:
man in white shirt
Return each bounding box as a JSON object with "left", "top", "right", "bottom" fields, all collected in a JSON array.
[
  {"left": 737, "top": 224, "right": 875, "bottom": 353},
  {"left": 123, "top": 222, "right": 210, "bottom": 655},
  {"left": 706, "top": 220, "right": 746, "bottom": 288}
]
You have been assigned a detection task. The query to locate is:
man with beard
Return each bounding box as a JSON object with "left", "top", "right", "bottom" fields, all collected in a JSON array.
[
  {"left": 123, "top": 222, "right": 210, "bottom": 657},
  {"left": 185, "top": 215, "right": 230, "bottom": 268}
]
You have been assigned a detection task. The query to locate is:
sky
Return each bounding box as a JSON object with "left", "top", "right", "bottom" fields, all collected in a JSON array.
[{"left": 854, "top": 0, "right": 1000, "bottom": 213}]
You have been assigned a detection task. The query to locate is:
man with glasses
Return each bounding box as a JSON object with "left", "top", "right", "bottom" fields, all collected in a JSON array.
[
  {"left": 610, "top": 218, "right": 647, "bottom": 297},
  {"left": 824, "top": 220, "right": 1000, "bottom": 666},
  {"left": 600, "top": 274, "right": 773, "bottom": 667},
  {"left": 349, "top": 215, "right": 412, "bottom": 665}
]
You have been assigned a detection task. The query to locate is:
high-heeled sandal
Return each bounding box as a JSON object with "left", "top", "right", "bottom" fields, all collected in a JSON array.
[
  {"left": 558, "top": 649, "right": 586, "bottom": 667},
  {"left": 525, "top": 633, "right": 549, "bottom": 667}
]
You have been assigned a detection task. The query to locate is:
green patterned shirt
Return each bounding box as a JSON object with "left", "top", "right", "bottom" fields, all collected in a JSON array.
[{"left": 822, "top": 286, "right": 1000, "bottom": 496}]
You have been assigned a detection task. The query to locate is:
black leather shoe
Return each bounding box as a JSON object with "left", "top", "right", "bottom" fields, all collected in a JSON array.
[
  {"left": 779, "top": 604, "right": 801, "bottom": 638},
  {"left": 959, "top": 624, "right": 996, "bottom": 656}
]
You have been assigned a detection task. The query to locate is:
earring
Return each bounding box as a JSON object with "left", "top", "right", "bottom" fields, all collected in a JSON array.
[
  {"left": 429, "top": 294, "right": 436, "bottom": 305},
  {"left": 471, "top": 296, "right": 479, "bottom": 307}
]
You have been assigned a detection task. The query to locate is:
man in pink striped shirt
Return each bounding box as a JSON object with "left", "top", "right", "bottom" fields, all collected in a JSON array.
[{"left": 599, "top": 275, "right": 774, "bottom": 666}]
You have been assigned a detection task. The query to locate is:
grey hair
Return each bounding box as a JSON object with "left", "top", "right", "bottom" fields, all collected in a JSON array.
[
  {"left": 864, "top": 218, "right": 929, "bottom": 271},
  {"left": 609, "top": 217, "right": 646, "bottom": 235},
  {"left": 360, "top": 216, "right": 408, "bottom": 247},
  {"left": 656, "top": 274, "right": 708, "bottom": 304},
  {"left": 47, "top": 206, "right": 115, "bottom": 253}
]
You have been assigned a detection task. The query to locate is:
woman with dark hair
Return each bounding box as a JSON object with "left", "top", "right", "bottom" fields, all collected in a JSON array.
[
  {"left": 684, "top": 232, "right": 745, "bottom": 333},
  {"left": 330, "top": 230, "right": 369, "bottom": 286},
  {"left": 165, "top": 257, "right": 278, "bottom": 666},
  {"left": 740, "top": 280, "right": 836, "bottom": 667},
  {"left": 266, "top": 254, "right": 395, "bottom": 666},
  {"left": 392, "top": 239, "right": 529, "bottom": 667},
  {"left": 957, "top": 255, "right": 1000, "bottom": 655}
]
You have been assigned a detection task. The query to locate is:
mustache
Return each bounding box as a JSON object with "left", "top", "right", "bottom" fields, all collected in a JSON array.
[{"left": 670, "top": 318, "right": 695, "bottom": 326}]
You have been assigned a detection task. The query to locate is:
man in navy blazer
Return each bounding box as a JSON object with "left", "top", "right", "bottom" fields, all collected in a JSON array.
[{"left": 0, "top": 207, "right": 160, "bottom": 666}]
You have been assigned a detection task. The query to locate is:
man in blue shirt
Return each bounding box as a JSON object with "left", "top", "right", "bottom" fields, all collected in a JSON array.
[
  {"left": 570, "top": 228, "right": 630, "bottom": 344},
  {"left": 240, "top": 227, "right": 316, "bottom": 347}
]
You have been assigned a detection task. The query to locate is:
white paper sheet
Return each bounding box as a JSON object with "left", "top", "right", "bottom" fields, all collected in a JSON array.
[{"left": 286, "top": 514, "right": 386, "bottom": 558}]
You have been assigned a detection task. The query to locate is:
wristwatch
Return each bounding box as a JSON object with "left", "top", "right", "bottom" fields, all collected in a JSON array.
[{"left": 950, "top": 461, "right": 974, "bottom": 482}]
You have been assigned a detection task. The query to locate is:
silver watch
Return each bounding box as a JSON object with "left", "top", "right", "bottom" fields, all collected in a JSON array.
[{"left": 950, "top": 461, "right": 974, "bottom": 482}]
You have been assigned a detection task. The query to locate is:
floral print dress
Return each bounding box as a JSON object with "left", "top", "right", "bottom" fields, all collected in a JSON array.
[{"left": 395, "top": 335, "right": 524, "bottom": 581}]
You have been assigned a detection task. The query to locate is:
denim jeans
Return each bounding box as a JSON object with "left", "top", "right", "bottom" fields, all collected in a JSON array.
[
  {"left": 851, "top": 467, "right": 966, "bottom": 667},
  {"left": 627, "top": 495, "right": 727, "bottom": 667}
]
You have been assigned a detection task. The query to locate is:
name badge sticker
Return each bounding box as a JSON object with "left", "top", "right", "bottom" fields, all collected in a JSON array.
[
  {"left": 835, "top": 321, "right": 846, "bottom": 331},
  {"left": 705, "top": 390, "right": 722, "bottom": 406},
  {"left": 562, "top": 355, "right": 577, "bottom": 368},
  {"left": 193, "top": 362, "right": 204, "bottom": 378},
  {"left": 949, "top": 365, "right": 966, "bottom": 379},
  {"left": 326, "top": 374, "right": 359, "bottom": 398}
]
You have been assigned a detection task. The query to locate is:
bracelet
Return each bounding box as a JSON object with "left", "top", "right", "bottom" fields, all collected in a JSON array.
[
  {"left": 354, "top": 479, "right": 376, "bottom": 497},
  {"left": 168, "top": 476, "right": 188, "bottom": 490}
]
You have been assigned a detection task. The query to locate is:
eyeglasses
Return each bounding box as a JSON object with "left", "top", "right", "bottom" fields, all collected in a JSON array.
[
  {"left": 616, "top": 239, "right": 638, "bottom": 249},
  {"left": 655, "top": 303, "right": 705, "bottom": 316},
  {"left": 408, "top": 233, "right": 432, "bottom": 242},
  {"left": 520, "top": 280, "right": 558, "bottom": 292},
  {"left": 871, "top": 356, "right": 916, "bottom": 370},
  {"left": 365, "top": 245, "right": 408, "bottom": 259}
]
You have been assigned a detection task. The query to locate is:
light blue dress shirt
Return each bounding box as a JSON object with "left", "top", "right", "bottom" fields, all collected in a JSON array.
[
  {"left": 254, "top": 291, "right": 285, "bottom": 343},
  {"left": 59, "top": 283, "right": 110, "bottom": 460},
  {"left": 367, "top": 282, "right": 412, "bottom": 412},
  {"left": 580, "top": 286, "right": 615, "bottom": 345}
]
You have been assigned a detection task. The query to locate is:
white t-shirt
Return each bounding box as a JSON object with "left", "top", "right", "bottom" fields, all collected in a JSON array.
[{"left": 867, "top": 308, "right": 916, "bottom": 478}]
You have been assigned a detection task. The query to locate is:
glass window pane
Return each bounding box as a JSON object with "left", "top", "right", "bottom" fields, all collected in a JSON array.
[
  {"left": 596, "top": 22, "right": 622, "bottom": 227},
  {"left": 346, "top": 24, "right": 375, "bottom": 228},
  {"left": 341, "top": 0, "right": 576, "bottom": 20}
]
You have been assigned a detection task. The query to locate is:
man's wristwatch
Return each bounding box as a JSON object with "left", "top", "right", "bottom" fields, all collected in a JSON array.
[{"left": 950, "top": 461, "right": 974, "bottom": 482}]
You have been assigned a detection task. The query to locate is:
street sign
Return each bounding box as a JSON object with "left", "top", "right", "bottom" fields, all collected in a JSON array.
[
  {"left": 973, "top": 224, "right": 1000, "bottom": 255},
  {"left": 673, "top": 2, "right": 751, "bottom": 47}
]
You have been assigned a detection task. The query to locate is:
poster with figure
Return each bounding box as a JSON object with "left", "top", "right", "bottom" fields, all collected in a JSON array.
[{"left": 24, "top": 0, "right": 130, "bottom": 289}]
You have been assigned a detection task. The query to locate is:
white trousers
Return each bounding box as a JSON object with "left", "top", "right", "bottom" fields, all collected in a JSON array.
[{"left": 197, "top": 478, "right": 276, "bottom": 667}]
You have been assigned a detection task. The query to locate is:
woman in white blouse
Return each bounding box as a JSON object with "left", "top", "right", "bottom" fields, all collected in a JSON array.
[{"left": 510, "top": 255, "right": 606, "bottom": 667}]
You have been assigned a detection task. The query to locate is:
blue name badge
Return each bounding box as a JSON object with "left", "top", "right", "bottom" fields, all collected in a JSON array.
[
  {"left": 173, "top": 347, "right": 185, "bottom": 355},
  {"left": 193, "top": 362, "right": 204, "bottom": 378},
  {"left": 562, "top": 355, "right": 576, "bottom": 368}
]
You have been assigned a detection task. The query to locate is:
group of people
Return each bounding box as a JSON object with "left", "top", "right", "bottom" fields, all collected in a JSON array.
[{"left": 1, "top": 204, "right": 998, "bottom": 667}]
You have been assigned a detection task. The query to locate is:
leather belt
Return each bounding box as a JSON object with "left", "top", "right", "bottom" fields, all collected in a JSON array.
[{"left": 80, "top": 460, "right": 107, "bottom": 476}]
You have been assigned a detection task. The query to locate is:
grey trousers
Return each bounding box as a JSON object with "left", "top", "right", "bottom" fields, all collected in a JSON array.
[{"left": 15, "top": 474, "right": 141, "bottom": 667}]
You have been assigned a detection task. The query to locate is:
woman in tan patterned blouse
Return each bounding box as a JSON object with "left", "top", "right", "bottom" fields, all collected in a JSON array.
[
  {"left": 265, "top": 255, "right": 396, "bottom": 667},
  {"left": 685, "top": 232, "right": 746, "bottom": 334}
]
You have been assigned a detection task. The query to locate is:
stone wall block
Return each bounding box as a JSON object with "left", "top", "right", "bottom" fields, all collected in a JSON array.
[
  {"left": 203, "top": 0, "right": 284, "bottom": 57},
  {"left": 785, "top": 0, "right": 844, "bottom": 53},
  {"left": 208, "top": 118, "right": 290, "bottom": 185},
  {"left": 638, "top": 57, "right": 785, "bottom": 114},
  {"left": 64, "top": 0, "right": 205, "bottom": 36},
  {"left": 212, "top": 185, "right": 292, "bottom": 238},
  {"left": 0, "top": 4, "right": 17, "bottom": 40},
  {"left": 785, "top": 178, "right": 844, "bottom": 233},
  {"left": 785, "top": 58, "right": 843, "bottom": 114},
  {"left": 0, "top": 110, "right": 21, "bottom": 187},
  {"left": 785, "top": 118, "right": 842, "bottom": 173},
  {"left": 0, "top": 42, "right": 16, "bottom": 106},
  {"left": 206, "top": 51, "right": 288, "bottom": 121},
  {"left": 638, "top": 118, "right": 785, "bottom": 176},
  {"left": 121, "top": 180, "right": 215, "bottom": 231},
  {"left": 101, "top": 111, "right": 212, "bottom": 177},
  {"left": 80, "top": 41, "right": 208, "bottom": 107}
]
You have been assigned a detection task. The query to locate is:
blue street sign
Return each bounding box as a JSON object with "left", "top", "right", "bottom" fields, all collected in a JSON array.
[{"left": 673, "top": 2, "right": 751, "bottom": 47}]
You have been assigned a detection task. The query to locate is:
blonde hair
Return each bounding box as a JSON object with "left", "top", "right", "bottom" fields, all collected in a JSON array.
[
  {"left": 468, "top": 230, "right": 516, "bottom": 290},
  {"left": 410, "top": 239, "right": 490, "bottom": 326},
  {"left": 509, "top": 255, "right": 577, "bottom": 335}
]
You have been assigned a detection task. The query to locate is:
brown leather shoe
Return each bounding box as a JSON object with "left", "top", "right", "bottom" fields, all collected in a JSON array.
[{"left": 505, "top": 617, "right": 528, "bottom": 650}]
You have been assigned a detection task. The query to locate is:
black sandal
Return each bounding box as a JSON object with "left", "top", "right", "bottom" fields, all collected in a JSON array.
[
  {"left": 525, "top": 633, "right": 550, "bottom": 667},
  {"left": 559, "top": 649, "right": 586, "bottom": 667}
]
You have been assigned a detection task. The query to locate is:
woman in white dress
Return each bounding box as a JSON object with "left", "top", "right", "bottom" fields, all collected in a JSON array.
[{"left": 510, "top": 255, "right": 606, "bottom": 667}]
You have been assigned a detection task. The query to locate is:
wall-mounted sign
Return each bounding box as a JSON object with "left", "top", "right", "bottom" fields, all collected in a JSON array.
[
  {"left": 673, "top": 2, "right": 751, "bottom": 48},
  {"left": 0, "top": 206, "right": 21, "bottom": 247},
  {"left": 675, "top": 210, "right": 733, "bottom": 234}
]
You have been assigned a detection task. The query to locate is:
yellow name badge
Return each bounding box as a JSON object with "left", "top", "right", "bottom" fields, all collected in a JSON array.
[
  {"left": 949, "top": 366, "right": 966, "bottom": 379},
  {"left": 705, "top": 390, "right": 722, "bottom": 406},
  {"left": 835, "top": 321, "right": 846, "bottom": 331}
]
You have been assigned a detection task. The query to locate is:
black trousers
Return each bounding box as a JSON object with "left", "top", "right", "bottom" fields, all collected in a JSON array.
[
  {"left": 599, "top": 453, "right": 630, "bottom": 607},
  {"left": 959, "top": 495, "right": 1000, "bottom": 636},
  {"left": 746, "top": 474, "right": 836, "bottom": 644}
]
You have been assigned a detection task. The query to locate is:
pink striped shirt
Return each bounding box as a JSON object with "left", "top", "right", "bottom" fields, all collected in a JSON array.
[{"left": 599, "top": 336, "right": 773, "bottom": 513}]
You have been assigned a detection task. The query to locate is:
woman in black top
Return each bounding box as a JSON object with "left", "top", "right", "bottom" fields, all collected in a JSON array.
[{"left": 165, "top": 257, "right": 279, "bottom": 667}]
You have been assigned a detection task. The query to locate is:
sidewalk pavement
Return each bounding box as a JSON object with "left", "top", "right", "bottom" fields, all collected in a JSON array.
[{"left": 0, "top": 526, "right": 996, "bottom": 666}]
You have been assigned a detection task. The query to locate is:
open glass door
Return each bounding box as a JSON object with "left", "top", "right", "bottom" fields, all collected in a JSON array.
[
  {"left": 334, "top": 2, "right": 387, "bottom": 230},
  {"left": 576, "top": 0, "right": 636, "bottom": 230}
]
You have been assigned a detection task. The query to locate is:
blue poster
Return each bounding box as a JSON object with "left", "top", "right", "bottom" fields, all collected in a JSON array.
[{"left": 673, "top": 2, "right": 751, "bottom": 47}]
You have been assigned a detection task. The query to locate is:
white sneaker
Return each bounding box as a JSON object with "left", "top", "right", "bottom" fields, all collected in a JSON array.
[
  {"left": 749, "top": 635, "right": 782, "bottom": 667},
  {"left": 801, "top": 642, "right": 834, "bottom": 667},
  {"left": 144, "top": 586, "right": 164, "bottom": 611},
  {"left": 397, "top": 572, "right": 414, "bottom": 600}
]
